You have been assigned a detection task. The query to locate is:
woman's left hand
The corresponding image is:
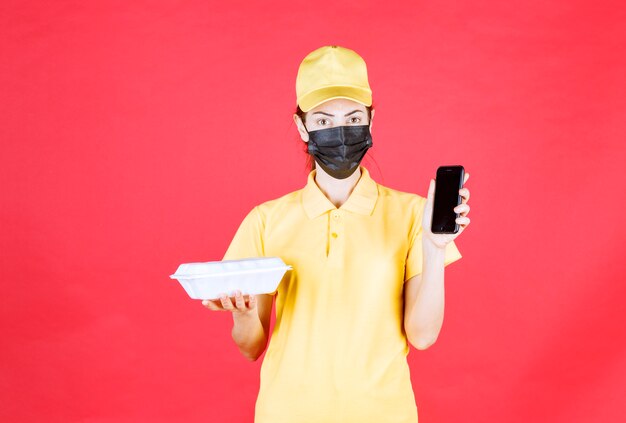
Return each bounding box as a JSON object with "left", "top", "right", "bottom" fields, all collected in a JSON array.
[{"left": 422, "top": 172, "right": 471, "bottom": 249}]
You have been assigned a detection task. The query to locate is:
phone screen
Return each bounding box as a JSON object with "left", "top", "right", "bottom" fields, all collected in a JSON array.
[{"left": 431, "top": 166, "right": 464, "bottom": 234}]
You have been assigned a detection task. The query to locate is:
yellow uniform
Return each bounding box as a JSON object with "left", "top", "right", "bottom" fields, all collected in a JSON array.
[{"left": 223, "top": 165, "right": 462, "bottom": 423}]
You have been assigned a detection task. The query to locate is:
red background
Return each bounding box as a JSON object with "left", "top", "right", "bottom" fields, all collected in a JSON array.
[{"left": 2, "top": 1, "right": 625, "bottom": 422}]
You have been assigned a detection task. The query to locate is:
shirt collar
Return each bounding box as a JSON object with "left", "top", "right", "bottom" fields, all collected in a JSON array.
[{"left": 301, "top": 165, "right": 379, "bottom": 219}]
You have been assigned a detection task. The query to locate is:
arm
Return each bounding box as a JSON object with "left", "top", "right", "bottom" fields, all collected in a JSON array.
[
  {"left": 205, "top": 292, "right": 274, "bottom": 361},
  {"left": 230, "top": 293, "right": 274, "bottom": 361},
  {"left": 403, "top": 238, "right": 447, "bottom": 350},
  {"left": 214, "top": 206, "right": 273, "bottom": 361},
  {"left": 403, "top": 173, "right": 471, "bottom": 350}
]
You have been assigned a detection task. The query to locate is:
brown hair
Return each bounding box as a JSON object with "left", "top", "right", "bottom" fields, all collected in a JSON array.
[{"left": 295, "top": 103, "right": 374, "bottom": 173}]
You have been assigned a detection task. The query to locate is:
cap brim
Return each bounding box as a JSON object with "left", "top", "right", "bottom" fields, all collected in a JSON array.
[{"left": 298, "top": 86, "right": 372, "bottom": 112}]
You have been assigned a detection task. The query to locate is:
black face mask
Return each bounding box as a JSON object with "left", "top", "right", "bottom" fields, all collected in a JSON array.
[{"left": 305, "top": 124, "right": 373, "bottom": 179}]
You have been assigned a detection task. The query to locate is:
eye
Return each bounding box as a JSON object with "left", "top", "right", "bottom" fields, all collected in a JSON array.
[
  {"left": 349, "top": 117, "right": 361, "bottom": 124},
  {"left": 317, "top": 118, "right": 329, "bottom": 126}
]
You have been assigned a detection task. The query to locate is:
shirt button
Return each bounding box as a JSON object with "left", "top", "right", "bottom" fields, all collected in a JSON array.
[{"left": 331, "top": 232, "right": 338, "bottom": 238}]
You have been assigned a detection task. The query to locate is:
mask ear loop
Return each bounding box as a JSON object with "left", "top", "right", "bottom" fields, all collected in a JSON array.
[{"left": 303, "top": 122, "right": 313, "bottom": 139}]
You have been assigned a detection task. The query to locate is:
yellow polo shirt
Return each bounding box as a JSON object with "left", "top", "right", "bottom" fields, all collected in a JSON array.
[{"left": 222, "top": 165, "right": 462, "bottom": 423}]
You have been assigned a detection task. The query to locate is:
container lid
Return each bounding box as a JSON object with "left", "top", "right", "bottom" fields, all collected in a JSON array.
[{"left": 169, "top": 257, "right": 292, "bottom": 280}]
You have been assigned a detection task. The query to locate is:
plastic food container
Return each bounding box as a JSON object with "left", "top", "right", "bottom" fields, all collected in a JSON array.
[{"left": 169, "top": 257, "right": 292, "bottom": 300}]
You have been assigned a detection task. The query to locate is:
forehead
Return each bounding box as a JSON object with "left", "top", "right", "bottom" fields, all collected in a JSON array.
[{"left": 308, "top": 98, "right": 367, "bottom": 115}]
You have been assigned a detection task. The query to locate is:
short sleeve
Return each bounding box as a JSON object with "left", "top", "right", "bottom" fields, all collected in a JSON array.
[
  {"left": 222, "top": 207, "right": 278, "bottom": 296},
  {"left": 405, "top": 197, "right": 463, "bottom": 282},
  {"left": 222, "top": 206, "right": 266, "bottom": 261}
]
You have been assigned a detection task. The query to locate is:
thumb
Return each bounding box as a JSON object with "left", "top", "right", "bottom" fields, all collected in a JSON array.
[{"left": 427, "top": 178, "right": 435, "bottom": 202}]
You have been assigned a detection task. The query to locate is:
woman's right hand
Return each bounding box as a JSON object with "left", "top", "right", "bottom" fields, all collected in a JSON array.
[{"left": 202, "top": 290, "right": 257, "bottom": 317}]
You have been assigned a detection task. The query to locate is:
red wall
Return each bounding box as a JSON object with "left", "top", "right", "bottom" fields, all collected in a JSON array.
[{"left": 1, "top": 1, "right": 625, "bottom": 422}]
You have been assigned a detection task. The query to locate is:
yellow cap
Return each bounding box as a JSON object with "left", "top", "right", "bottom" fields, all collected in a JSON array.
[{"left": 295, "top": 45, "right": 373, "bottom": 112}]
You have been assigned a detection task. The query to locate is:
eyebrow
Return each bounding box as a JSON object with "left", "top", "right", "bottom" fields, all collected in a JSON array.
[{"left": 311, "top": 109, "right": 364, "bottom": 117}]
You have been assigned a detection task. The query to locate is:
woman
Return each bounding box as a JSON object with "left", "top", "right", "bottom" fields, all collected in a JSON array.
[{"left": 202, "top": 45, "right": 471, "bottom": 423}]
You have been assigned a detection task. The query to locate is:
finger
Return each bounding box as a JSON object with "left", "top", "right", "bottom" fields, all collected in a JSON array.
[
  {"left": 459, "top": 188, "right": 470, "bottom": 202},
  {"left": 212, "top": 299, "right": 229, "bottom": 311},
  {"left": 427, "top": 178, "right": 435, "bottom": 201},
  {"left": 204, "top": 299, "right": 224, "bottom": 311},
  {"left": 454, "top": 204, "right": 470, "bottom": 215},
  {"left": 234, "top": 290, "right": 246, "bottom": 310},
  {"left": 455, "top": 216, "right": 470, "bottom": 225},
  {"left": 464, "top": 172, "right": 470, "bottom": 184},
  {"left": 248, "top": 294, "right": 257, "bottom": 310},
  {"left": 220, "top": 294, "right": 235, "bottom": 311},
  {"left": 212, "top": 294, "right": 229, "bottom": 311}
]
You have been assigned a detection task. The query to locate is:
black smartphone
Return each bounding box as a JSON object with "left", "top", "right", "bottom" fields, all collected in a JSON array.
[{"left": 431, "top": 165, "right": 465, "bottom": 234}]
